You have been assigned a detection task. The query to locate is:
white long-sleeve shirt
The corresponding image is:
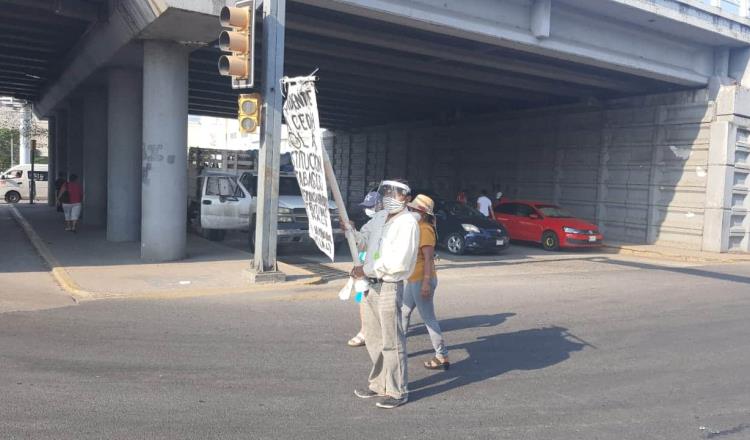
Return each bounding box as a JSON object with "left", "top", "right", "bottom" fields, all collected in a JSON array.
[{"left": 355, "top": 209, "right": 420, "bottom": 282}]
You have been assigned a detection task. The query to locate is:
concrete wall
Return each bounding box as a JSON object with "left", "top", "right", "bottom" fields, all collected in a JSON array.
[{"left": 326, "top": 87, "right": 748, "bottom": 251}]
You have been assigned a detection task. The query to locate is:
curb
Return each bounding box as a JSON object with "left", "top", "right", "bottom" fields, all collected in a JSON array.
[
  {"left": 9, "top": 205, "right": 91, "bottom": 302},
  {"left": 9, "top": 205, "right": 323, "bottom": 301}
]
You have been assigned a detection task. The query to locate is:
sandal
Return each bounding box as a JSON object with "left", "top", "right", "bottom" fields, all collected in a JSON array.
[
  {"left": 424, "top": 356, "right": 450, "bottom": 370},
  {"left": 347, "top": 332, "right": 366, "bottom": 347}
]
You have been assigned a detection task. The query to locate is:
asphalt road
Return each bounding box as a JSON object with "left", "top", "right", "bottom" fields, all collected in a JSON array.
[{"left": 2, "top": 224, "right": 750, "bottom": 439}]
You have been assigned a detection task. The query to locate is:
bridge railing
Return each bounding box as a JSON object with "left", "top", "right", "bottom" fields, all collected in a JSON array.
[{"left": 702, "top": 0, "right": 750, "bottom": 18}]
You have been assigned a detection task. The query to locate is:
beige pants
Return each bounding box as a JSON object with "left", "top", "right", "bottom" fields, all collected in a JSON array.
[{"left": 363, "top": 281, "right": 408, "bottom": 399}]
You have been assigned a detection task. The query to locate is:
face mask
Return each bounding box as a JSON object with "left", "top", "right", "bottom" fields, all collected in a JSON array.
[
  {"left": 382, "top": 196, "right": 405, "bottom": 214},
  {"left": 411, "top": 212, "right": 421, "bottom": 221},
  {"left": 365, "top": 208, "right": 376, "bottom": 218}
]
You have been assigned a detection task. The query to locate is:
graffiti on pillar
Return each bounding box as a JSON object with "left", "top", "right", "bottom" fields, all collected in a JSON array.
[{"left": 142, "top": 143, "right": 164, "bottom": 185}]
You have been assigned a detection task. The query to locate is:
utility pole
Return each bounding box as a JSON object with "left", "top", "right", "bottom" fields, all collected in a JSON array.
[
  {"left": 30, "top": 140, "right": 36, "bottom": 204},
  {"left": 250, "top": 0, "right": 286, "bottom": 282}
]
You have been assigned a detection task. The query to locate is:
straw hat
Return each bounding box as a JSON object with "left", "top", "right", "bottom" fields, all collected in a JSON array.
[{"left": 407, "top": 194, "right": 434, "bottom": 216}]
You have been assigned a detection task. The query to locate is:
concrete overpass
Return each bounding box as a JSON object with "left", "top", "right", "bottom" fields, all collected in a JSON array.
[{"left": 2, "top": 0, "right": 750, "bottom": 260}]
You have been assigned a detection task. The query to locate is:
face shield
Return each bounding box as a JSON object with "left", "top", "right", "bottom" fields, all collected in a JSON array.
[{"left": 378, "top": 180, "right": 411, "bottom": 214}]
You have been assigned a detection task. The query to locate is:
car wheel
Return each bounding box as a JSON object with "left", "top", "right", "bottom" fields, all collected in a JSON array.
[
  {"left": 5, "top": 191, "right": 21, "bottom": 203},
  {"left": 205, "top": 229, "right": 226, "bottom": 242},
  {"left": 541, "top": 231, "right": 559, "bottom": 251},
  {"left": 445, "top": 233, "right": 466, "bottom": 255}
]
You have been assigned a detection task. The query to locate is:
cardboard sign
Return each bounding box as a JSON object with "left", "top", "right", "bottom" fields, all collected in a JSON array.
[{"left": 283, "top": 78, "right": 335, "bottom": 260}]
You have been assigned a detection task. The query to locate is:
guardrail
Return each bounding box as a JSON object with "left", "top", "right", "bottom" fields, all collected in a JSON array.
[{"left": 702, "top": 0, "right": 750, "bottom": 18}]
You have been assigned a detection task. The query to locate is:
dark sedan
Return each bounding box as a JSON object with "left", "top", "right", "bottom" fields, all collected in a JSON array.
[{"left": 434, "top": 201, "right": 510, "bottom": 255}]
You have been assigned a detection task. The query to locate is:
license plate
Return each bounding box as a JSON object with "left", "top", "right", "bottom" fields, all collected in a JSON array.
[
  {"left": 496, "top": 240, "right": 504, "bottom": 246},
  {"left": 588, "top": 236, "right": 597, "bottom": 242}
]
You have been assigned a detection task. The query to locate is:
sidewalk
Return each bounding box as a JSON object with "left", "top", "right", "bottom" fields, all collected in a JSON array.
[
  {"left": 604, "top": 241, "right": 750, "bottom": 264},
  {"left": 10, "top": 204, "right": 322, "bottom": 301}
]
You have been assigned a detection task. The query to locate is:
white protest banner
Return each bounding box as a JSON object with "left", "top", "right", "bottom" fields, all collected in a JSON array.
[{"left": 282, "top": 77, "right": 335, "bottom": 261}]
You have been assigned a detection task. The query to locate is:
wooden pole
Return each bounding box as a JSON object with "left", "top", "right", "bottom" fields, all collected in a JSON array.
[{"left": 322, "top": 148, "right": 361, "bottom": 266}]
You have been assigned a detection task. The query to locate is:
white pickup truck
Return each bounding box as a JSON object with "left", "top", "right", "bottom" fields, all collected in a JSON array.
[{"left": 189, "top": 170, "right": 345, "bottom": 248}]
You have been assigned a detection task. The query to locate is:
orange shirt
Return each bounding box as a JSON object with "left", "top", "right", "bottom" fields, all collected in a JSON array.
[{"left": 409, "top": 221, "right": 437, "bottom": 282}]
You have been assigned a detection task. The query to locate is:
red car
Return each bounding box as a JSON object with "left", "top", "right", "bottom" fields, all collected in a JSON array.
[{"left": 493, "top": 200, "right": 603, "bottom": 251}]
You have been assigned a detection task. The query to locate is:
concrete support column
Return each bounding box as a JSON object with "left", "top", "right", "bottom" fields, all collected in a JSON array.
[
  {"left": 66, "top": 99, "right": 84, "bottom": 178},
  {"left": 703, "top": 119, "right": 734, "bottom": 252},
  {"left": 107, "top": 68, "right": 142, "bottom": 242},
  {"left": 47, "top": 116, "right": 57, "bottom": 205},
  {"left": 55, "top": 109, "right": 68, "bottom": 178},
  {"left": 18, "top": 104, "right": 31, "bottom": 165},
  {"left": 82, "top": 89, "right": 108, "bottom": 226},
  {"left": 140, "top": 41, "right": 189, "bottom": 262}
]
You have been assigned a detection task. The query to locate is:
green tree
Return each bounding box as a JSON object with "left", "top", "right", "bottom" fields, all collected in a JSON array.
[{"left": 0, "top": 128, "right": 20, "bottom": 171}]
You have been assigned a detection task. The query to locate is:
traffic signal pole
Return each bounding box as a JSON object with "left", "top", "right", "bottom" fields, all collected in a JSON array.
[{"left": 251, "top": 0, "right": 286, "bottom": 281}]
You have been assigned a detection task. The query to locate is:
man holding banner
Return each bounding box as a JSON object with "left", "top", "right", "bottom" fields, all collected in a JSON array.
[
  {"left": 350, "top": 180, "right": 420, "bottom": 409},
  {"left": 282, "top": 76, "right": 418, "bottom": 408}
]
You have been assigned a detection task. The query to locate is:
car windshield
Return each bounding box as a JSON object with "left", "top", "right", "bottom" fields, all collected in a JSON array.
[
  {"left": 536, "top": 205, "right": 573, "bottom": 218},
  {"left": 444, "top": 202, "right": 485, "bottom": 218}
]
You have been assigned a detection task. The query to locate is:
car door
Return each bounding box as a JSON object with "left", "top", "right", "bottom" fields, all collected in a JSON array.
[
  {"left": 516, "top": 204, "right": 544, "bottom": 242},
  {"left": 200, "top": 176, "right": 246, "bottom": 230},
  {"left": 494, "top": 203, "right": 520, "bottom": 239}
]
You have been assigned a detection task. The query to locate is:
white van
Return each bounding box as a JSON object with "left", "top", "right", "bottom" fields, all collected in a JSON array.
[{"left": 0, "top": 164, "right": 48, "bottom": 203}]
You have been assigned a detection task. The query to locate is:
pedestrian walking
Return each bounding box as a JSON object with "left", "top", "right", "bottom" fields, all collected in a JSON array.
[
  {"left": 402, "top": 194, "right": 449, "bottom": 370},
  {"left": 347, "top": 190, "right": 382, "bottom": 348},
  {"left": 348, "top": 179, "right": 420, "bottom": 409},
  {"left": 476, "top": 189, "right": 493, "bottom": 217},
  {"left": 57, "top": 174, "right": 82, "bottom": 232}
]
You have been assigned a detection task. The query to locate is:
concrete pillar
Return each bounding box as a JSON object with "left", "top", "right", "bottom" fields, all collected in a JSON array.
[
  {"left": 66, "top": 99, "right": 84, "bottom": 179},
  {"left": 18, "top": 104, "right": 31, "bottom": 165},
  {"left": 703, "top": 119, "right": 734, "bottom": 252},
  {"left": 55, "top": 109, "right": 68, "bottom": 178},
  {"left": 140, "top": 41, "right": 189, "bottom": 262},
  {"left": 82, "top": 89, "right": 108, "bottom": 226},
  {"left": 47, "top": 116, "right": 57, "bottom": 205},
  {"left": 107, "top": 68, "right": 142, "bottom": 242}
]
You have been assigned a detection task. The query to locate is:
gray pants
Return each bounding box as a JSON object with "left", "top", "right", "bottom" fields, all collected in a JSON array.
[
  {"left": 402, "top": 278, "right": 448, "bottom": 358},
  {"left": 363, "top": 281, "right": 408, "bottom": 399}
]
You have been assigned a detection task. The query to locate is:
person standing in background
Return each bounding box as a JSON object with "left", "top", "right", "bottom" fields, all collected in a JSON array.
[
  {"left": 456, "top": 189, "right": 467, "bottom": 205},
  {"left": 476, "top": 189, "right": 493, "bottom": 217}
]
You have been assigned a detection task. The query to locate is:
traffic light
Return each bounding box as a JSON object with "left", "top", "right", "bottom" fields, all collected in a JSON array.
[
  {"left": 218, "top": 0, "right": 256, "bottom": 88},
  {"left": 238, "top": 93, "right": 261, "bottom": 134}
]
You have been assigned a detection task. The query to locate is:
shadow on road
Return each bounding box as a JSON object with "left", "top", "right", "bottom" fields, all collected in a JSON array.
[
  {"left": 407, "top": 313, "right": 516, "bottom": 337},
  {"left": 408, "top": 326, "right": 588, "bottom": 402}
]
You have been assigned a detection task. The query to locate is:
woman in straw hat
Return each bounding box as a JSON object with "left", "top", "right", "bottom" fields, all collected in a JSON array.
[{"left": 403, "top": 194, "right": 449, "bottom": 370}]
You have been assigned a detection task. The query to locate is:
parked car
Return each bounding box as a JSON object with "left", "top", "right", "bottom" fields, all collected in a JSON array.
[
  {"left": 434, "top": 200, "right": 510, "bottom": 255},
  {"left": 1, "top": 164, "right": 48, "bottom": 203},
  {"left": 493, "top": 200, "right": 603, "bottom": 251}
]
